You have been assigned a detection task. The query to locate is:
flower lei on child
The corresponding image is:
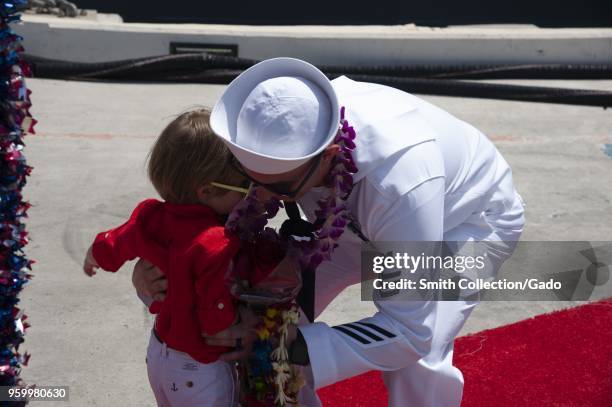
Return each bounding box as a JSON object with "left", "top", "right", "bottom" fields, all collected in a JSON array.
[{"left": 225, "top": 107, "right": 357, "bottom": 406}]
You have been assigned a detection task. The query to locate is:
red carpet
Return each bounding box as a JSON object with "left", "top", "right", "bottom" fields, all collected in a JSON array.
[{"left": 317, "top": 299, "right": 612, "bottom": 406}]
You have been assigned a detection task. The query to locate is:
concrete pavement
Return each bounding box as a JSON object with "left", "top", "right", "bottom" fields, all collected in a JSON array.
[{"left": 19, "top": 78, "right": 612, "bottom": 405}]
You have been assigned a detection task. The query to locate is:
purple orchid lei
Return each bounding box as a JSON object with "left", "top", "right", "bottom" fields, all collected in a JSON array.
[
  {"left": 224, "top": 107, "right": 358, "bottom": 406},
  {"left": 226, "top": 106, "right": 357, "bottom": 269}
]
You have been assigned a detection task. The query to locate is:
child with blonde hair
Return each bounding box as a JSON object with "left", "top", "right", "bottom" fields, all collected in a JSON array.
[{"left": 83, "top": 108, "right": 281, "bottom": 406}]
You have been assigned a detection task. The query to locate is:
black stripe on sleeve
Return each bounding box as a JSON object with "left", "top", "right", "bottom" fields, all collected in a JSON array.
[
  {"left": 381, "top": 270, "right": 401, "bottom": 280},
  {"left": 342, "top": 323, "right": 384, "bottom": 342},
  {"left": 354, "top": 322, "right": 397, "bottom": 339},
  {"left": 380, "top": 288, "right": 400, "bottom": 298},
  {"left": 332, "top": 326, "right": 371, "bottom": 344}
]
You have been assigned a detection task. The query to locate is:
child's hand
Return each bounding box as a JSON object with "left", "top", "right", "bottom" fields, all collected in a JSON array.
[{"left": 83, "top": 245, "right": 99, "bottom": 276}]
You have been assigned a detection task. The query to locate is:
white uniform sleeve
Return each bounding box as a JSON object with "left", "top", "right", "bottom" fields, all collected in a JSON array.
[{"left": 299, "top": 176, "right": 446, "bottom": 389}]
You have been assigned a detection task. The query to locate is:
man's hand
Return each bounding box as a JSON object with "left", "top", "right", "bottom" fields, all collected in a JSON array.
[
  {"left": 132, "top": 258, "right": 167, "bottom": 302},
  {"left": 83, "top": 245, "right": 99, "bottom": 276},
  {"left": 202, "top": 306, "right": 260, "bottom": 361}
]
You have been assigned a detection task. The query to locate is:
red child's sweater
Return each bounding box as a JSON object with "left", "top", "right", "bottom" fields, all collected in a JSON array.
[{"left": 91, "top": 199, "right": 281, "bottom": 364}]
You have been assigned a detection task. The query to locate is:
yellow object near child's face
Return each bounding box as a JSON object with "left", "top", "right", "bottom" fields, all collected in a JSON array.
[{"left": 198, "top": 180, "right": 252, "bottom": 215}]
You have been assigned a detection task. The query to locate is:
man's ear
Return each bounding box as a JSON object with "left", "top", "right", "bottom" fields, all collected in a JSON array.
[{"left": 322, "top": 144, "right": 341, "bottom": 164}]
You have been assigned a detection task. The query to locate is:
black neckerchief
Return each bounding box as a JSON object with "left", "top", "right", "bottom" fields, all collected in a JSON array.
[{"left": 280, "top": 199, "right": 369, "bottom": 322}]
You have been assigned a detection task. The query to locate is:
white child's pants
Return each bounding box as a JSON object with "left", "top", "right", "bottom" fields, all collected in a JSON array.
[{"left": 145, "top": 331, "right": 238, "bottom": 406}]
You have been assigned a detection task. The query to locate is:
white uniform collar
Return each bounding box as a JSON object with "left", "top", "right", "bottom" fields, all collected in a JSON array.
[{"left": 331, "top": 76, "right": 437, "bottom": 183}]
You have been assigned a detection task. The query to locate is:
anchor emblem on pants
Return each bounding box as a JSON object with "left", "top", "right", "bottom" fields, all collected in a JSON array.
[{"left": 170, "top": 382, "right": 178, "bottom": 392}]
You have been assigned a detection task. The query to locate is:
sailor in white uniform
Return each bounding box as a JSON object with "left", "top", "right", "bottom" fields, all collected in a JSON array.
[
  {"left": 293, "top": 75, "right": 525, "bottom": 406},
  {"left": 135, "top": 57, "right": 525, "bottom": 406}
]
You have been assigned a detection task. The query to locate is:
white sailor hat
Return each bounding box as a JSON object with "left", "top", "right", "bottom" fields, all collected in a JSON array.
[{"left": 210, "top": 57, "right": 339, "bottom": 174}]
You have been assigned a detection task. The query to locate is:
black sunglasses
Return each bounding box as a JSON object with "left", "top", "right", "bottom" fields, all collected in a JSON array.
[{"left": 230, "top": 154, "right": 323, "bottom": 199}]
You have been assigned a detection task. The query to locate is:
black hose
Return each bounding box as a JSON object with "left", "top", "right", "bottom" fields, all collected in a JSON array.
[
  {"left": 23, "top": 54, "right": 257, "bottom": 79},
  {"left": 322, "top": 63, "right": 612, "bottom": 80},
  {"left": 25, "top": 53, "right": 612, "bottom": 80},
  {"left": 339, "top": 75, "right": 612, "bottom": 108},
  {"left": 24, "top": 53, "right": 612, "bottom": 107}
]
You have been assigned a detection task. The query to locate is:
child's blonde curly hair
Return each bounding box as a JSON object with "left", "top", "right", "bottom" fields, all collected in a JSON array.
[{"left": 147, "top": 108, "right": 247, "bottom": 204}]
